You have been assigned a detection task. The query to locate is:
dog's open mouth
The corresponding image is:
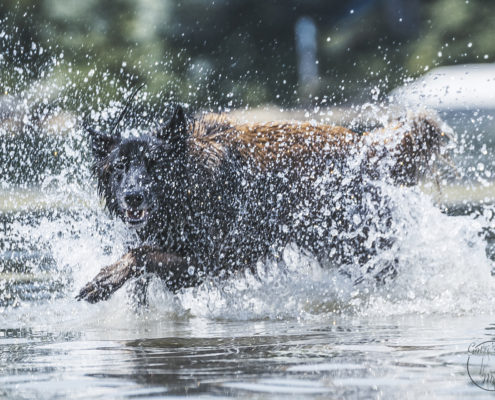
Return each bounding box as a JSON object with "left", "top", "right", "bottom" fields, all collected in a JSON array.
[{"left": 125, "top": 209, "right": 149, "bottom": 226}]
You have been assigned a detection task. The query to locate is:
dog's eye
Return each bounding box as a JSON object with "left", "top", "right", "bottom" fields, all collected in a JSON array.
[{"left": 114, "top": 161, "right": 125, "bottom": 171}]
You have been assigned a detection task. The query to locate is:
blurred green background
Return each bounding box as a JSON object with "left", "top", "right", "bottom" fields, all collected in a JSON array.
[{"left": 0, "top": 0, "right": 494, "bottom": 110}]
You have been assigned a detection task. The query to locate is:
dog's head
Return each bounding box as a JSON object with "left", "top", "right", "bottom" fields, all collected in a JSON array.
[{"left": 85, "top": 105, "right": 190, "bottom": 229}]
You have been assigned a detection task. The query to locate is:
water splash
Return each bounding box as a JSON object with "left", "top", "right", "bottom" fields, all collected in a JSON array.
[
  {"left": 3, "top": 172, "right": 494, "bottom": 326},
  {"left": 172, "top": 186, "right": 495, "bottom": 320},
  {"left": 1, "top": 26, "right": 495, "bottom": 328}
]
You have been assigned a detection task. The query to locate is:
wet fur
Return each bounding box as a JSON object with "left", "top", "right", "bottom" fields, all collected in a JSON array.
[{"left": 76, "top": 107, "right": 448, "bottom": 303}]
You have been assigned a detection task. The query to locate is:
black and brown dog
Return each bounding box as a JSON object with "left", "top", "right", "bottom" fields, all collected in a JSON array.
[{"left": 76, "top": 103, "right": 448, "bottom": 303}]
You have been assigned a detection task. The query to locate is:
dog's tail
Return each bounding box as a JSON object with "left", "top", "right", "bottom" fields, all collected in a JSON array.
[{"left": 363, "top": 111, "right": 454, "bottom": 186}]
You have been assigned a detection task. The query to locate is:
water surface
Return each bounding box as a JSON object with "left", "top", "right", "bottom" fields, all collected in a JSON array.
[{"left": 1, "top": 308, "right": 494, "bottom": 399}]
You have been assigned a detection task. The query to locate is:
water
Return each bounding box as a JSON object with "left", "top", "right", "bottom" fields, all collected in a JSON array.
[
  {"left": 1, "top": 178, "right": 495, "bottom": 398},
  {"left": 2, "top": 39, "right": 495, "bottom": 398},
  {"left": 1, "top": 310, "right": 495, "bottom": 399}
]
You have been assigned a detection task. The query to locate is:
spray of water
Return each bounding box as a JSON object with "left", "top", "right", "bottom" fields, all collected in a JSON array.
[{"left": 1, "top": 22, "right": 494, "bottom": 329}]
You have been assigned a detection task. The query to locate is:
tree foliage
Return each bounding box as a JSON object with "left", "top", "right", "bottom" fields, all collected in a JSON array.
[{"left": 0, "top": 0, "right": 494, "bottom": 111}]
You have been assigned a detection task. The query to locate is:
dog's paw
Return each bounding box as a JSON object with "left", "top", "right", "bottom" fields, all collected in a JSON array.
[
  {"left": 75, "top": 253, "right": 142, "bottom": 303},
  {"left": 75, "top": 275, "right": 116, "bottom": 303}
]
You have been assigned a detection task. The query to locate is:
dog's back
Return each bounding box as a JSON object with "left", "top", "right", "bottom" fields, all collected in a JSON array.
[{"left": 189, "top": 112, "right": 446, "bottom": 182}]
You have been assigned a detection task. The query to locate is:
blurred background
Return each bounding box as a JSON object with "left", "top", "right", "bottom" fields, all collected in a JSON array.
[
  {"left": 1, "top": 0, "right": 495, "bottom": 195},
  {"left": 1, "top": 0, "right": 495, "bottom": 110}
]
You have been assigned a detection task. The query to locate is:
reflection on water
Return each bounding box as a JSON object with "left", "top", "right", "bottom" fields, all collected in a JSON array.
[{"left": 1, "top": 315, "right": 495, "bottom": 399}]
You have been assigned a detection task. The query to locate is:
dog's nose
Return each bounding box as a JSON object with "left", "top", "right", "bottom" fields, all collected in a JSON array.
[{"left": 124, "top": 191, "right": 144, "bottom": 208}]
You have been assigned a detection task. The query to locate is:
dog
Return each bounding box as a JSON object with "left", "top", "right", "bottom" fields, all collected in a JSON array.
[{"left": 76, "top": 103, "right": 448, "bottom": 303}]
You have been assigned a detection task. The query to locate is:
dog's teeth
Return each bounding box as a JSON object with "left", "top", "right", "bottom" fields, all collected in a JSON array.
[{"left": 126, "top": 209, "right": 147, "bottom": 220}]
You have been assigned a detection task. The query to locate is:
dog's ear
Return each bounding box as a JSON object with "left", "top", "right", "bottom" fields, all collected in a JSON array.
[
  {"left": 83, "top": 113, "right": 120, "bottom": 159},
  {"left": 157, "top": 105, "right": 189, "bottom": 150},
  {"left": 87, "top": 126, "right": 119, "bottom": 160}
]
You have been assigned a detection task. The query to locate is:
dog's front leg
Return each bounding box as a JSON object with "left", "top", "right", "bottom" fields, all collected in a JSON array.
[{"left": 75, "top": 247, "right": 189, "bottom": 303}]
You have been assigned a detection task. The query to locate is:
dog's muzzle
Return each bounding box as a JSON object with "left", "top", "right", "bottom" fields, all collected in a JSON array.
[{"left": 122, "top": 191, "right": 151, "bottom": 227}]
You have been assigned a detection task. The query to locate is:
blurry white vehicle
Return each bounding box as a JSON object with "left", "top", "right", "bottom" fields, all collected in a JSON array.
[{"left": 391, "top": 63, "right": 495, "bottom": 110}]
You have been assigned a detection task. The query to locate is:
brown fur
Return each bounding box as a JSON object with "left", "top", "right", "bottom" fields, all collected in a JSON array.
[
  {"left": 189, "top": 113, "right": 447, "bottom": 183},
  {"left": 190, "top": 115, "right": 357, "bottom": 169}
]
